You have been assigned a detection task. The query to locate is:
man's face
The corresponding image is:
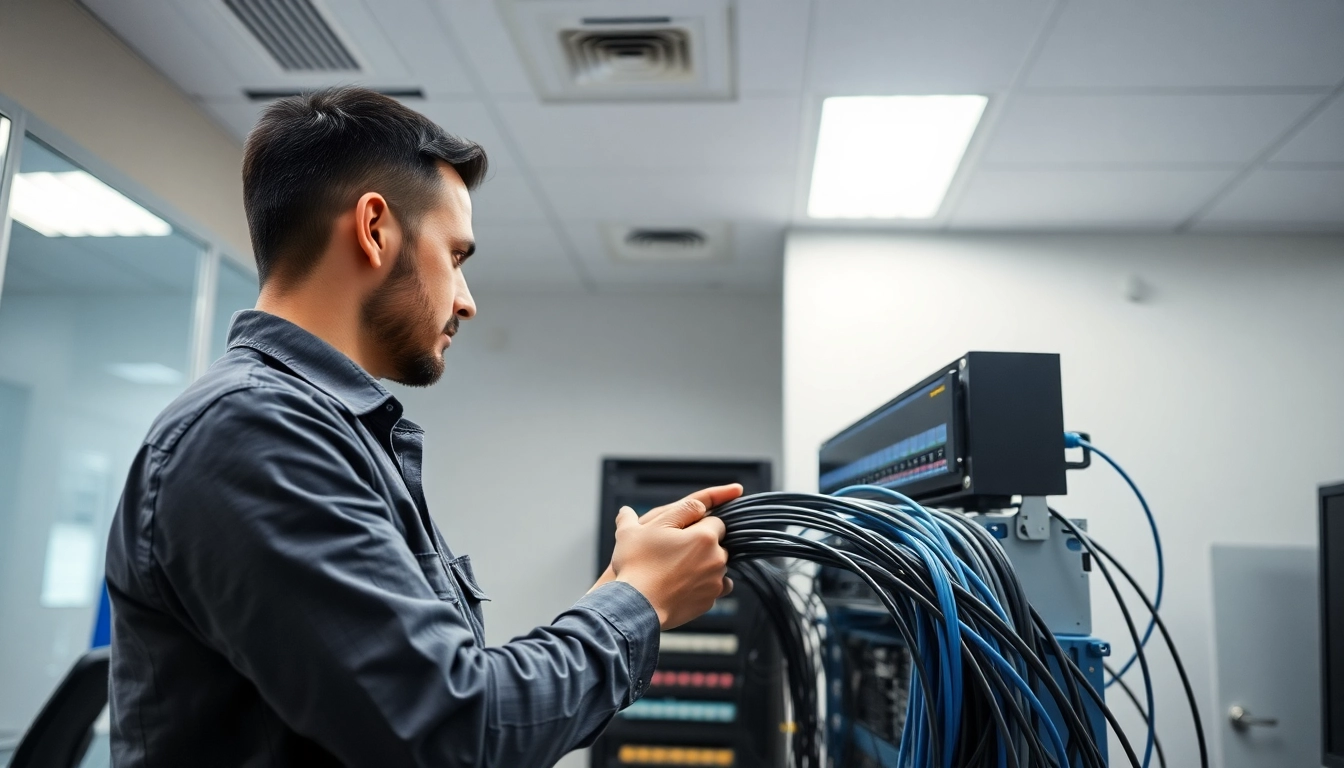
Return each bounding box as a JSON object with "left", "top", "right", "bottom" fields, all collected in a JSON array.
[{"left": 361, "top": 163, "right": 476, "bottom": 387}]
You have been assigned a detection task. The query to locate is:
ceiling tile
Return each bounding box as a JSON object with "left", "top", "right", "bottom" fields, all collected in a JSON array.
[
  {"left": 432, "top": 0, "right": 536, "bottom": 97},
  {"left": 1272, "top": 94, "right": 1344, "bottom": 163},
  {"left": 1027, "top": 2, "right": 1344, "bottom": 89},
  {"left": 559, "top": 220, "right": 783, "bottom": 291},
  {"left": 86, "top": 0, "right": 459, "bottom": 97},
  {"left": 982, "top": 93, "right": 1319, "bottom": 165},
  {"left": 471, "top": 169, "right": 550, "bottom": 223},
  {"left": 198, "top": 97, "right": 499, "bottom": 153},
  {"left": 81, "top": 0, "right": 243, "bottom": 98},
  {"left": 464, "top": 221, "right": 584, "bottom": 290},
  {"left": 201, "top": 99, "right": 266, "bottom": 142},
  {"left": 949, "top": 168, "right": 1236, "bottom": 229},
  {"left": 806, "top": 0, "right": 1055, "bottom": 94},
  {"left": 736, "top": 0, "right": 812, "bottom": 94},
  {"left": 535, "top": 171, "right": 795, "bottom": 221},
  {"left": 494, "top": 98, "right": 801, "bottom": 171},
  {"left": 1195, "top": 168, "right": 1344, "bottom": 230},
  {"left": 360, "top": 0, "right": 476, "bottom": 95},
  {"left": 416, "top": 100, "right": 521, "bottom": 169}
]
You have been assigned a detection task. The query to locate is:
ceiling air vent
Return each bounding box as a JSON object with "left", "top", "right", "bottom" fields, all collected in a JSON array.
[
  {"left": 626, "top": 228, "right": 706, "bottom": 248},
  {"left": 224, "top": 0, "right": 360, "bottom": 72},
  {"left": 500, "top": 1, "right": 733, "bottom": 101},
  {"left": 244, "top": 87, "right": 424, "bottom": 101},
  {"left": 604, "top": 223, "right": 728, "bottom": 262},
  {"left": 562, "top": 26, "right": 694, "bottom": 86}
]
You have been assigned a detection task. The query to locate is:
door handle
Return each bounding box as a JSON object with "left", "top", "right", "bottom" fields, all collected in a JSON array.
[{"left": 1229, "top": 704, "right": 1279, "bottom": 732}]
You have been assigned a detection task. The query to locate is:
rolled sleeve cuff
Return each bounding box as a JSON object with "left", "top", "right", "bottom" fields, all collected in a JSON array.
[{"left": 572, "top": 581, "right": 660, "bottom": 706}]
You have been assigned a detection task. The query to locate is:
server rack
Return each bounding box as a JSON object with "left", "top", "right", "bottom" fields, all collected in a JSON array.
[{"left": 590, "top": 458, "right": 782, "bottom": 768}]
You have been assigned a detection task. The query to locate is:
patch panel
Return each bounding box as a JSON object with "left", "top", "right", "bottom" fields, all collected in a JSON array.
[
  {"left": 622, "top": 698, "right": 736, "bottom": 723},
  {"left": 617, "top": 744, "right": 735, "bottom": 766},
  {"left": 659, "top": 632, "right": 738, "bottom": 655},
  {"left": 650, "top": 670, "right": 736, "bottom": 689}
]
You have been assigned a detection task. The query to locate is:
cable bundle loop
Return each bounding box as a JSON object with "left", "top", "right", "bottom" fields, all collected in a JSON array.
[{"left": 715, "top": 486, "right": 1202, "bottom": 768}]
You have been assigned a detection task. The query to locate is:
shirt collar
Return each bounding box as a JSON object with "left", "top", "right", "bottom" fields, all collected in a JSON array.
[{"left": 226, "top": 309, "right": 398, "bottom": 417}]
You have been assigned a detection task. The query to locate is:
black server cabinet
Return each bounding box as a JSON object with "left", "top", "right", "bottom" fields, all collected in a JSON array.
[{"left": 590, "top": 458, "right": 782, "bottom": 768}]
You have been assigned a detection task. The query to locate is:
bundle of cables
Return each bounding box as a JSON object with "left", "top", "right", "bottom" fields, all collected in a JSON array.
[{"left": 714, "top": 481, "right": 1207, "bottom": 768}]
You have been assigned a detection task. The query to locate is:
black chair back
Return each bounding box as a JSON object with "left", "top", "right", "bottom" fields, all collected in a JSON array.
[{"left": 10, "top": 647, "right": 110, "bottom": 768}]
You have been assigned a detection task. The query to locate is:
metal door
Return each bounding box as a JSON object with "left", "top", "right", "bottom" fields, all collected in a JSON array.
[{"left": 1212, "top": 544, "right": 1319, "bottom": 768}]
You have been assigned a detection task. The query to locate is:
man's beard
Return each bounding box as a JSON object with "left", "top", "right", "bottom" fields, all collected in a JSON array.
[{"left": 360, "top": 237, "right": 456, "bottom": 387}]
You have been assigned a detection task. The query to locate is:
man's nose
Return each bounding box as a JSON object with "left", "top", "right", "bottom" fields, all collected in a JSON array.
[{"left": 455, "top": 273, "right": 476, "bottom": 319}]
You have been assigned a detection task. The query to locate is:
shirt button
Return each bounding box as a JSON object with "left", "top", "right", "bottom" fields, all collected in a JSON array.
[{"left": 385, "top": 403, "right": 394, "bottom": 412}]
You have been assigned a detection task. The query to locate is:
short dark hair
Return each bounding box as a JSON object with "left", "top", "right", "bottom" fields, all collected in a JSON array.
[{"left": 242, "top": 87, "right": 488, "bottom": 285}]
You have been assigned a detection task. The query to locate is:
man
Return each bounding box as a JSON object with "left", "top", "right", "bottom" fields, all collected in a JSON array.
[{"left": 104, "top": 86, "right": 739, "bottom": 767}]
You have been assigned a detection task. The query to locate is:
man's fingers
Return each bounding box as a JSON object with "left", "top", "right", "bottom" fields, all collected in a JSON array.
[
  {"left": 652, "top": 498, "right": 708, "bottom": 529},
  {"left": 615, "top": 506, "right": 639, "bottom": 530},
  {"left": 685, "top": 483, "right": 743, "bottom": 512},
  {"left": 641, "top": 484, "right": 743, "bottom": 527},
  {"left": 719, "top": 576, "right": 734, "bottom": 598}
]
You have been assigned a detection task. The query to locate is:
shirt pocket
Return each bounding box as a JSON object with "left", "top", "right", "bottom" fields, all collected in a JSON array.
[
  {"left": 447, "top": 554, "right": 490, "bottom": 633},
  {"left": 414, "top": 552, "right": 455, "bottom": 602}
]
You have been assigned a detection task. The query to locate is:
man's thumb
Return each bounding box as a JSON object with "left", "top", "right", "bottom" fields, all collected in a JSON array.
[{"left": 615, "top": 506, "right": 639, "bottom": 530}]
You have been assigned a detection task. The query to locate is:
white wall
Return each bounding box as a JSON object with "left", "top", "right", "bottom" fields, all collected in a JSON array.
[
  {"left": 0, "top": 0, "right": 250, "bottom": 255},
  {"left": 390, "top": 290, "right": 782, "bottom": 768},
  {"left": 783, "top": 231, "right": 1344, "bottom": 767}
]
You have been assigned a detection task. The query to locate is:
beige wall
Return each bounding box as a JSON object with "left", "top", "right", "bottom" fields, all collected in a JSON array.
[{"left": 0, "top": 0, "right": 250, "bottom": 255}]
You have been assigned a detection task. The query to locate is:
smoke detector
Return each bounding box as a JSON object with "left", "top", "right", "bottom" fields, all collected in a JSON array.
[
  {"left": 500, "top": 1, "right": 733, "bottom": 101},
  {"left": 604, "top": 223, "right": 729, "bottom": 262}
]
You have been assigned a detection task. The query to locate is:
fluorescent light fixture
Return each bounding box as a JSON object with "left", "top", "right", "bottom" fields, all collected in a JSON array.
[
  {"left": 10, "top": 171, "right": 172, "bottom": 237},
  {"left": 107, "top": 362, "right": 183, "bottom": 385},
  {"left": 807, "top": 95, "right": 988, "bottom": 220}
]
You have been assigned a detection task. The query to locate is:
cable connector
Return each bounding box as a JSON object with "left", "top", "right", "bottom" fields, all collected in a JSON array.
[{"left": 1064, "top": 431, "right": 1092, "bottom": 469}]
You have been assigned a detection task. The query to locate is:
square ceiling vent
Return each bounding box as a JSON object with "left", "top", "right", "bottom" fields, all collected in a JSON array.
[
  {"left": 603, "top": 222, "right": 730, "bottom": 262},
  {"left": 500, "top": 1, "right": 733, "bottom": 101}
]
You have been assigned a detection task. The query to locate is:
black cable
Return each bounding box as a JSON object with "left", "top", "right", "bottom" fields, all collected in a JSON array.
[
  {"left": 1049, "top": 511, "right": 1209, "bottom": 768},
  {"left": 712, "top": 492, "right": 1147, "bottom": 768},
  {"left": 774, "top": 504, "right": 1109, "bottom": 768},
  {"left": 1105, "top": 661, "right": 1168, "bottom": 768},
  {"left": 736, "top": 560, "right": 823, "bottom": 767}
]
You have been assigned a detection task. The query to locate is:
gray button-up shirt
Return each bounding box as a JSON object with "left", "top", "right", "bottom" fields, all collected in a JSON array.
[{"left": 105, "top": 309, "right": 659, "bottom": 767}]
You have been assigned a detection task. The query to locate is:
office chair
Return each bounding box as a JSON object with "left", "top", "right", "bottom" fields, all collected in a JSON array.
[{"left": 9, "top": 647, "right": 109, "bottom": 768}]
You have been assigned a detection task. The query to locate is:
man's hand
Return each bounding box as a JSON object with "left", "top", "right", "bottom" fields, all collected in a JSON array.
[{"left": 608, "top": 484, "right": 742, "bottom": 630}]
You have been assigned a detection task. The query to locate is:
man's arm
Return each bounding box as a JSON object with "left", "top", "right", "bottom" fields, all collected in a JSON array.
[{"left": 151, "top": 386, "right": 658, "bottom": 767}]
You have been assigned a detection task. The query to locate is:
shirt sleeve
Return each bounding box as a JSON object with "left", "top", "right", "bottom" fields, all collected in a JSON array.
[{"left": 149, "top": 385, "right": 660, "bottom": 767}]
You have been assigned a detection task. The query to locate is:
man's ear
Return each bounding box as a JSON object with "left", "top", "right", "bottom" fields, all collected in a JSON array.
[{"left": 354, "top": 192, "right": 399, "bottom": 271}]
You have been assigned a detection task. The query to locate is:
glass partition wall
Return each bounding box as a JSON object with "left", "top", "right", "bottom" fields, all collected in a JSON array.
[{"left": 0, "top": 96, "right": 257, "bottom": 744}]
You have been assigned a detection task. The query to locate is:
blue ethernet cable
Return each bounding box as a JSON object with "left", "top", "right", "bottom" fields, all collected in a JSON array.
[
  {"left": 837, "top": 484, "right": 1030, "bottom": 767},
  {"left": 962, "top": 624, "right": 1072, "bottom": 768},
  {"left": 1063, "top": 433, "right": 1164, "bottom": 686}
]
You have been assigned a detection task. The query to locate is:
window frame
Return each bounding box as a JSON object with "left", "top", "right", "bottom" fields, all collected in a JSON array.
[{"left": 0, "top": 90, "right": 255, "bottom": 383}]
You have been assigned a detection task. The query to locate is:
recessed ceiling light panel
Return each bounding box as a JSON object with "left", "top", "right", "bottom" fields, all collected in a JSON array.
[
  {"left": 808, "top": 95, "right": 988, "bottom": 220},
  {"left": 10, "top": 171, "right": 172, "bottom": 237}
]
